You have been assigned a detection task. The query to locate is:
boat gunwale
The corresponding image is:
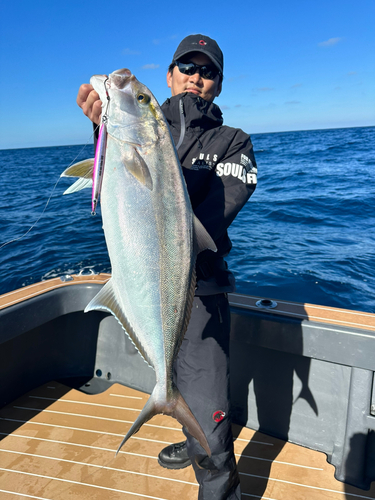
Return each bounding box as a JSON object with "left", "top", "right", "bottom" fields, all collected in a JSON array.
[{"left": 1, "top": 275, "right": 374, "bottom": 333}]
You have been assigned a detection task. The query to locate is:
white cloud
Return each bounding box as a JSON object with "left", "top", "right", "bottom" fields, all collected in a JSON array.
[
  {"left": 285, "top": 101, "right": 301, "bottom": 105},
  {"left": 318, "top": 37, "right": 343, "bottom": 47},
  {"left": 291, "top": 83, "right": 303, "bottom": 89},
  {"left": 226, "top": 75, "right": 248, "bottom": 82},
  {"left": 123, "top": 48, "right": 141, "bottom": 55},
  {"left": 254, "top": 87, "right": 274, "bottom": 92},
  {"left": 153, "top": 35, "right": 178, "bottom": 45},
  {"left": 142, "top": 64, "right": 160, "bottom": 70}
]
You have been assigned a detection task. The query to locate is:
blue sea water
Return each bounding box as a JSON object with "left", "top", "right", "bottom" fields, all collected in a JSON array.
[{"left": 1, "top": 126, "right": 374, "bottom": 313}]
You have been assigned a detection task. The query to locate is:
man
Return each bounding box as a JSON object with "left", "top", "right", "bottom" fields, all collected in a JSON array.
[{"left": 77, "top": 34, "right": 257, "bottom": 499}]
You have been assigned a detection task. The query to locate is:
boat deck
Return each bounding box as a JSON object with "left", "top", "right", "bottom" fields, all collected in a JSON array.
[{"left": 1, "top": 383, "right": 375, "bottom": 500}]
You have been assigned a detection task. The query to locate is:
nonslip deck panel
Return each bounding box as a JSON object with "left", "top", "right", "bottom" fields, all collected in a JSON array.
[
  {"left": 0, "top": 277, "right": 375, "bottom": 490},
  {"left": 1, "top": 382, "right": 375, "bottom": 500}
]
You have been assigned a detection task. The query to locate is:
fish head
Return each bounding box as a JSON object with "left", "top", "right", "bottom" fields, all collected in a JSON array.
[{"left": 90, "top": 69, "right": 166, "bottom": 147}]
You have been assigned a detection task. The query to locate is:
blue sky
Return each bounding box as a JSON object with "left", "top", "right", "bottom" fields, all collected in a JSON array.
[{"left": 0, "top": 0, "right": 374, "bottom": 149}]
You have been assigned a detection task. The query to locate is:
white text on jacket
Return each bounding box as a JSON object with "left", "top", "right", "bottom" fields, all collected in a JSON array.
[{"left": 216, "top": 162, "right": 257, "bottom": 184}]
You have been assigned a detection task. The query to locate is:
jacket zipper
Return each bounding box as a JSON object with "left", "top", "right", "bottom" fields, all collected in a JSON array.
[{"left": 175, "top": 98, "right": 186, "bottom": 150}]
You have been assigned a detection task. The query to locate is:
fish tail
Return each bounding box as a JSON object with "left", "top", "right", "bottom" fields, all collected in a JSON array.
[
  {"left": 171, "top": 387, "right": 211, "bottom": 457},
  {"left": 116, "top": 385, "right": 211, "bottom": 457},
  {"left": 116, "top": 394, "right": 157, "bottom": 455}
]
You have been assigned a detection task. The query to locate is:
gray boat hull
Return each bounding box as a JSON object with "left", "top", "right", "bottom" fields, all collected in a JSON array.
[{"left": 1, "top": 278, "right": 374, "bottom": 489}]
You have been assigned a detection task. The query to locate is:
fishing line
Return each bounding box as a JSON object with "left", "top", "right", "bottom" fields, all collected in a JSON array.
[{"left": 0, "top": 128, "right": 99, "bottom": 250}]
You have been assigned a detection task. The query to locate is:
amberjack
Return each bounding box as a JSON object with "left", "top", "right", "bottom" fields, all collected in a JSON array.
[{"left": 61, "top": 69, "right": 216, "bottom": 456}]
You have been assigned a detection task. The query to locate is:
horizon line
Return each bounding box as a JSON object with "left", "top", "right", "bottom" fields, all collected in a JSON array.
[{"left": 1, "top": 124, "right": 374, "bottom": 152}]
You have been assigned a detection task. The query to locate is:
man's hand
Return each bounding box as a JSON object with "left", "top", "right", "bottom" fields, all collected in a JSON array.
[{"left": 77, "top": 84, "right": 102, "bottom": 125}]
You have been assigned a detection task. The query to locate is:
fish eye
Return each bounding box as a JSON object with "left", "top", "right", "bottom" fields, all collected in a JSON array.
[{"left": 137, "top": 93, "right": 151, "bottom": 105}]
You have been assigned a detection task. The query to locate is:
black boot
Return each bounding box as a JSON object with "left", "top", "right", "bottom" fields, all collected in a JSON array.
[{"left": 158, "top": 440, "right": 192, "bottom": 469}]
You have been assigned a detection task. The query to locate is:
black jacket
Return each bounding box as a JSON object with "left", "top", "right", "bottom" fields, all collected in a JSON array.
[{"left": 161, "top": 93, "right": 257, "bottom": 294}]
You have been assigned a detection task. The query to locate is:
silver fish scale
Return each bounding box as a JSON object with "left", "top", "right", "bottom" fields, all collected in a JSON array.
[{"left": 101, "top": 131, "right": 195, "bottom": 391}]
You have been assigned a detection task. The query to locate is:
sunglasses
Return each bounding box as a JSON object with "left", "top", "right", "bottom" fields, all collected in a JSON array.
[{"left": 175, "top": 60, "right": 221, "bottom": 80}]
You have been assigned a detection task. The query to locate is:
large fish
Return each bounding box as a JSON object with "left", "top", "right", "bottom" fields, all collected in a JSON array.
[{"left": 62, "top": 69, "right": 216, "bottom": 456}]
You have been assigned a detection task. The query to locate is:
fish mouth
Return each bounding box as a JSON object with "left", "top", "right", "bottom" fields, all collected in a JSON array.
[{"left": 110, "top": 68, "right": 134, "bottom": 89}]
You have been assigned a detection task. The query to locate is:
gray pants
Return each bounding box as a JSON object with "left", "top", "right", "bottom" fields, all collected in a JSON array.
[{"left": 174, "top": 294, "right": 241, "bottom": 500}]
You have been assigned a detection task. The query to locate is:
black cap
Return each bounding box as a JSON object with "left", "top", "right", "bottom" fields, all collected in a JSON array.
[{"left": 172, "top": 34, "right": 223, "bottom": 74}]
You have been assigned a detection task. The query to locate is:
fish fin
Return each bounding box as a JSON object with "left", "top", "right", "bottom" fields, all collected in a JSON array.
[
  {"left": 61, "top": 158, "right": 95, "bottom": 178},
  {"left": 123, "top": 147, "right": 153, "bottom": 190},
  {"left": 193, "top": 215, "right": 217, "bottom": 254},
  {"left": 63, "top": 177, "right": 93, "bottom": 195},
  {"left": 117, "top": 385, "right": 211, "bottom": 457},
  {"left": 172, "top": 388, "right": 211, "bottom": 457},
  {"left": 173, "top": 267, "right": 197, "bottom": 361},
  {"left": 84, "top": 279, "right": 153, "bottom": 367},
  {"left": 116, "top": 392, "right": 158, "bottom": 455}
]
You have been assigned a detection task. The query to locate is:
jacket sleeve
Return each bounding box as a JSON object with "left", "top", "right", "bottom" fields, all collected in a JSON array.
[{"left": 193, "top": 129, "right": 257, "bottom": 243}]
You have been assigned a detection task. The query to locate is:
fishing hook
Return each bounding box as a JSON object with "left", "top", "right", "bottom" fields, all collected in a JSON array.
[{"left": 102, "top": 77, "right": 110, "bottom": 123}]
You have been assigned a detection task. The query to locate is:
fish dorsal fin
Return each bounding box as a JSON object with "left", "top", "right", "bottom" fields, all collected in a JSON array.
[
  {"left": 193, "top": 215, "right": 217, "bottom": 254},
  {"left": 84, "top": 279, "right": 153, "bottom": 367},
  {"left": 123, "top": 148, "right": 153, "bottom": 191},
  {"left": 61, "top": 158, "right": 95, "bottom": 178}
]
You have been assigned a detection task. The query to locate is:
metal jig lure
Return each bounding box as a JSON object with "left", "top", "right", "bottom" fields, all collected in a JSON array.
[{"left": 91, "top": 78, "right": 110, "bottom": 215}]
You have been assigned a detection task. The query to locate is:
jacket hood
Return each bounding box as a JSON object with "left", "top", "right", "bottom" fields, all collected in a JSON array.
[{"left": 161, "top": 93, "right": 223, "bottom": 133}]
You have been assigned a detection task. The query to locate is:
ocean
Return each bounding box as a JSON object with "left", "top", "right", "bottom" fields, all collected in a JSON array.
[{"left": 1, "top": 126, "right": 374, "bottom": 313}]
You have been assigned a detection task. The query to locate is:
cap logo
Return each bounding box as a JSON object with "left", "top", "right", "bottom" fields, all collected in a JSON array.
[{"left": 199, "top": 40, "right": 207, "bottom": 46}]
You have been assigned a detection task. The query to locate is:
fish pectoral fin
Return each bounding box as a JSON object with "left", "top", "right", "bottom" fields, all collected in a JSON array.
[
  {"left": 63, "top": 177, "right": 93, "bottom": 195},
  {"left": 61, "top": 158, "right": 95, "bottom": 178},
  {"left": 84, "top": 279, "right": 153, "bottom": 367},
  {"left": 123, "top": 147, "right": 153, "bottom": 191},
  {"left": 193, "top": 215, "right": 217, "bottom": 254}
]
